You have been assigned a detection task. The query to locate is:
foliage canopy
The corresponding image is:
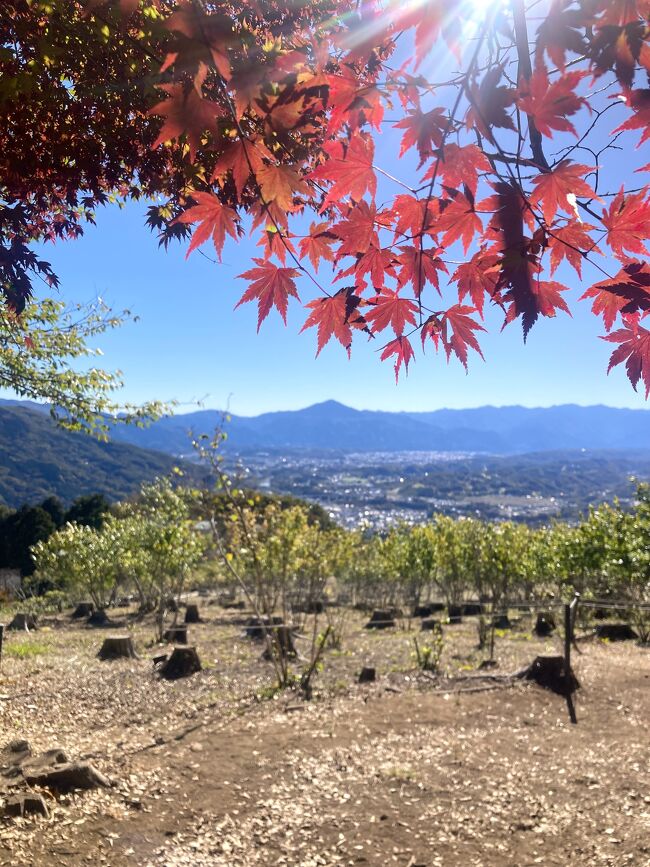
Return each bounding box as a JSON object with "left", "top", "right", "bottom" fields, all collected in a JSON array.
[{"left": 4, "top": 0, "right": 650, "bottom": 390}]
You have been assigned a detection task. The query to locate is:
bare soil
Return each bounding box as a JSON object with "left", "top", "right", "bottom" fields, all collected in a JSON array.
[{"left": 0, "top": 602, "right": 648, "bottom": 866}]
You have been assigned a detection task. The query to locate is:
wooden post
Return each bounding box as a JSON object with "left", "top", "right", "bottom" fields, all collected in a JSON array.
[{"left": 564, "top": 602, "right": 578, "bottom": 725}]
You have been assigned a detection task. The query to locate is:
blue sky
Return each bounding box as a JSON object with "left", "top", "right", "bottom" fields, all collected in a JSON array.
[{"left": 25, "top": 197, "right": 649, "bottom": 418}]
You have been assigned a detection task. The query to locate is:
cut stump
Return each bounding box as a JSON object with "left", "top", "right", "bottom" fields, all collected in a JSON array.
[
  {"left": 22, "top": 760, "right": 111, "bottom": 792},
  {"left": 421, "top": 618, "right": 443, "bottom": 633},
  {"left": 160, "top": 646, "right": 202, "bottom": 679},
  {"left": 3, "top": 793, "right": 49, "bottom": 818},
  {"left": 492, "top": 614, "right": 511, "bottom": 630},
  {"left": 184, "top": 604, "right": 202, "bottom": 624},
  {"left": 358, "top": 667, "right": 376, "bottom": 684},
  {"left": 534, "top": 612, "right": 556, "bottom": 637},
  {"left": 87, "top": 609, "right": 111, "bottom": 628},
  {"left": 595, "top": 623, "right": 638, "bottom": 641},
  {"left": 245, "top": 616, "right": 283, "bottom": 640},
  {"left": 364, "top": 610, "right": 396, "bottom": 630},
  {"left": 7, "top": 613, "right": 37, "bottom": 632},
  {"left": 164, "top": 626, "right": 188, "bottom": 644},
  {"left": 524, "top": 655, "right": 579, "bottom": 697},
  {"left": 262, "top": 626, "right": 298, "bottom": 660},
  {"left": 71, "top": 602, "right": 94, "bottom": 619},
  {"left": 97, "top": 635, "right": 138, "bottom": 661}
]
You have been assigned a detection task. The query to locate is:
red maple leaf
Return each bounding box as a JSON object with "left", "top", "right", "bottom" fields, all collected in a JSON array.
[
  {"left": 396, "top": 246, "right": 447, "bottom": 297},
  {"left": 612, "top": 89, "right": 650, "bottom": 146},
  {"left": 452, "top": 252, "right": 499, "bottom": 316},
  {"left": 298, "top": 222, "right": 336, "bottom": 269},
  {"left": 604, "top": 316, "right": 650, "bottom": 396},
  {"left": 436, "top": 193, "right": 483, "bottom": 253},
  {"left": 236, "top": 259, "right": 300, "bottom": 330},
  {"left": 582, "top": 261, "right": 650, "bottom": 329},
  {"left": 300, "top": 287, "right": 363, "bottom": 355},
  {"left": 337, "top": 246, "right": 398, "bottom": 291},
  {"left": 602, "top": 187, "right": 650, "bottom": 259},
  {"left": 392, "top": 195, "right": 437, "bottom": 239},
  {"left": 327, "top": 71, "right": 385, "bottom": 135},
  {"left": 149, "top": 84, "right": 224, "bottom": 161},
  {"left": 394, "top": 108, "right": 447, "bottom": 166},
  {"left": 331, "top": 202, "right": 379, "bottom": 256},
  {"left": 503, "top": 276, "right": 571, "bottom": 336},
  {"left": 256, "top": 227, "right": 296, "bottom": 265},
  {"left": 211, "top": 139, "right": 271, "bottom": 199},
  {"left": 175, "top": 192, "right": 238, "bottom": 261},
  {"left": 590, "top": 21, "right": 650, "bottom": 88},
  {"left": 442, "top": 305, "right": 486, "bottom": 369},
  {"left": 256, "top": 163, "right": 309, "bottom": 213},
  {"left": 535, "top": 1, "right": 588, "bottom": 70},
  {"left": 365, "top": 290, "right": 418, "bottom": 336},
  {"left": 530, "top": 161, "right": 596, "bottom": 223},
  {"left": 308, "top": 134, "right": 376, "bottom": 208},
  {"left": 548, "top": 222, "right": 600, "bottom": 276},
  {"left": 465, "top": 66, "right": 516, "bottom": 139},
  {"left": 516, "top": 67, "right": 586, "bottom": 138},
  {"left": 424, "top": 143, "right": 491, "bottom": 195},
  {"left": 391, "top": 0, "right": 463, "bottom": 67},
  {"left": 380, "top": 335, "right": 416, "bottom": 381},
  {"left": 162, "top": 3, "right": 233, "bottom": 82}
]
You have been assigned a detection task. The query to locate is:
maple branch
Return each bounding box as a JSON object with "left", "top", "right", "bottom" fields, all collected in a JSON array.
[
  {"left": 511, "top": 0, "right": 549, "bottom": 171},
  {"left": 373, "top": 166, "right": 417, "bottom": 194},
  {"left": 414, "top": 23, "right": 489, "bottom": 318}
]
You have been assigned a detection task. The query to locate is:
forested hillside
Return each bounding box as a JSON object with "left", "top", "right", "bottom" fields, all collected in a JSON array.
[{"left": 0, "top": 404, "right": 200, "bottom": 507}]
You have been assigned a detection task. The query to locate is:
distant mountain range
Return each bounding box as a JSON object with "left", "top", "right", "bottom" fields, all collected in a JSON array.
[
  {"left": 1, "top": 398, "right": 649, "bottom": 511},
  {"left": 96, "top": 400, "right": 650, "bottom": 455},
  {"left": 0, "top": 403, "right": 201, "bottom": 508}
]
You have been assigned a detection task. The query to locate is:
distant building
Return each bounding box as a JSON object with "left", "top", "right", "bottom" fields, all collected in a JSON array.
[{"left": 0, "top": 568, "right": 21, "bottom": 598}]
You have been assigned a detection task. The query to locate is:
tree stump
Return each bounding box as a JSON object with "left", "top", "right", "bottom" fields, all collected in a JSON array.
[
  {"left": 184, "top": 604, "right": 202, "bottom": 624},
  {"left": 71, "top": 602, "right": 94, "bottom": 619},
  {"left": 462, "top": 602, "right": 483, "bottom": 616},
  {"left": 97, "top": 635, "right": 138, "bottom": 660},
  {"left": 294, "top": 599, "right": 325, "bottom": 614},
  {"left": 421, "top": 618, "right": 443, "bottom": 633},
  {"left": 534, "top": 612, "right": 556, "bottom": 636},
  {"left": 87, "top": 609, "right": 111, "bottom": 627},
  {"left": 160, "top": 645, "right": 202, "bottom": 679},
  {"left": 7, "top": 613, "right": 38, "bottom": 631},
  {"left": 22, "top": 760, "right": 111, "bottom": 792},
  {"left": 3, "top": 793, "right": 49, "bottom": 818},
  {"left": 262, "top": 626, "right": 298, "bottom": 660},
  {"left": 358, "top": 666, "right": 376, "bottom": 683},
  {"left": 164, "top": 626, "right": 188, "bottom": 644},
  {"left": 595, "top": 622, "right": 638, "bottom": 641},
  {"left": 492, "top": 614, "right": 511, "bottom": 630},
  {"left": 245, "top": 616, "right": 283, "bottom": 639},
  {"left": 447, "top": 605, "right": 463, "bottom": 624},
  {"left": 364, "top": 610, "right": 395, "bottom": 630},
  {"left": 524, "top": 655, "right": 579, "bottom": 697}
]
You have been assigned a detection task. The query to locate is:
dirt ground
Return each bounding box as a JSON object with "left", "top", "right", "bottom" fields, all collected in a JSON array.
[{"left": 0, "top": 601, "right": 648, "bottom": 866}]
